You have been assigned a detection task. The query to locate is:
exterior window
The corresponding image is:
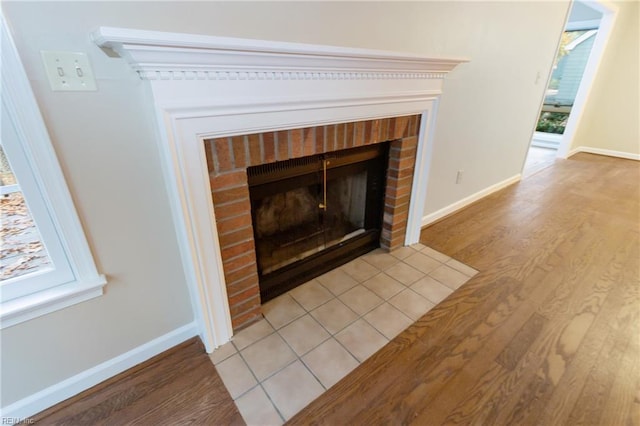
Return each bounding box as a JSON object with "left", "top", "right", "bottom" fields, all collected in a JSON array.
[
  {"left": 0, "top": 139, "right": 75, "bottom": 303},
  {"left": 1, "top": 147, "right": 53, "bottom": 282},
  {"left": 0, "top": 15, "right": 105, "bottom": 328}
]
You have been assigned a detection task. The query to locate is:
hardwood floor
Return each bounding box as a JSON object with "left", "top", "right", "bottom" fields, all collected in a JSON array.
[
  {"left": 290, "top": 153, "right": 639, "bottom": 425},
  {"left": 33, "top": 338, "right": 243, "bottom": 425},
  {"left": 34, "top": 153, "right": 638, "bottom": 425}
]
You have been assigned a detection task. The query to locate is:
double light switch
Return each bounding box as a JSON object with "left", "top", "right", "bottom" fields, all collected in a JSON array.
[{"left": 41, "top": 51, "right": 97, "bottom": 91}]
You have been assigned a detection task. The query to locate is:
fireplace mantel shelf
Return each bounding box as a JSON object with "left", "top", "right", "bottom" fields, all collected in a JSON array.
[
  {"left": 92, "top": 26, "right": 466, "bottom": 351},
  {"left": 93, "top": 26, "right": 467, "bottom": 81}
]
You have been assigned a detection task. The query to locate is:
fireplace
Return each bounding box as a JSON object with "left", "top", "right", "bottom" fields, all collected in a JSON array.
[
  {"left": 248, "top": 144, "right": 388, "bottom": 302},
  {"left": 204, "top": 115, "right": 420, "bottom": 329},
  {"left": 94, "top": 26, "right": 465, "bottom": 348}
]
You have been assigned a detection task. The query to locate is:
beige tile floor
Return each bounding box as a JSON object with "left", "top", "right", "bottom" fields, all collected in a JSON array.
[{"left": 209, "top": 243, "right": 478, "bottom": 425}]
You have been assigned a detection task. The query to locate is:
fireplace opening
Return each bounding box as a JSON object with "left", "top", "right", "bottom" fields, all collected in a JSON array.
[{"left": 248, "top": 143, "right": 389, "bottom": 302}]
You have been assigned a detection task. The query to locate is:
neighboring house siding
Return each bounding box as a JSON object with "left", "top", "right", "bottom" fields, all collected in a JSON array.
[{"left": 555, "top": 34, "right": 596, "bottom": 106}]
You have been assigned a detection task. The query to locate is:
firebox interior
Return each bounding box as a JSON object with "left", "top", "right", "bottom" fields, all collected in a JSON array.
[{"left": 248, "top": 143, "right": 389, "bottom": 302}]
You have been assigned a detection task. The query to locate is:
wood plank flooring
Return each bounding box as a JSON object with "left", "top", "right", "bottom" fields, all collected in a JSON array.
[
  {"left": 33, "top": 338, "right": 243, "bottom": 425},
  {"left": 34, "top": 153, "right": 639, "bottom": 425},
  {"left": 290, "top": 153, "right": 639, "bottom": 425}
]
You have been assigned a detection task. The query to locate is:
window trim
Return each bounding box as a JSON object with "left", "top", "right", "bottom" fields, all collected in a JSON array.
[{"left": 1, "top": 15, "right": 106, "bottom": 328}]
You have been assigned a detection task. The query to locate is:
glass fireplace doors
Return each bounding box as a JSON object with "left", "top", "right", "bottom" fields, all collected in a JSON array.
[{"left": 247, "top": 144, "right": 389, "bottom": 302}]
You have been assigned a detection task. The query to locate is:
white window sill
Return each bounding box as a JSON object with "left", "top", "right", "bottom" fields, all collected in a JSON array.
[{"left": 0, "top": 276, "right": 107, "bottom": 329}]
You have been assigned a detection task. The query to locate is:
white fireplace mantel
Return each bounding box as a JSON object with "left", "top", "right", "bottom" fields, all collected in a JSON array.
[{"left": 93, "top": 26, "right": 466, "bottom": 351}]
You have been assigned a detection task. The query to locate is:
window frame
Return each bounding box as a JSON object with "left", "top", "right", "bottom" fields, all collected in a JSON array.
[{"left": 1, "top": 14, "right": 106, "bottom": 328}]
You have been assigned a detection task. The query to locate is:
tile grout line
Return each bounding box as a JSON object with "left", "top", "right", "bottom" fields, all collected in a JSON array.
[{"left": 214, "top": 244, "right": 478, "bottom": 425}]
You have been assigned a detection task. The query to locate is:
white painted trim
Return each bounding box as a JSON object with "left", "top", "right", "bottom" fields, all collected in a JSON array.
[
  {"left": 421, "top": 174, "right": 522, "bottom": 227},
  {"left": 0, "top": 14, "right": 106, "bottom": 327},
  {"left": 565, "top": 29, "right": 598, "bottom": 51},
  {"left": 557, "top": 1, "right": 618, "bottom": 159},
  {"left": 93, "top": 27, "right": 465, "bottom": 351},
  {"left": 0, "top": 183, "right": 19, "bottom": 195},
  {"left": 0, "top": 279, "right": 104, "bottom": 328},
  {"left": 566, "top": 19, "right": 602, "bottom": 31},
  {"left": 0, "top": 322, "right": 199, "bottom": 421},
  {"left": 568, "top": 146, "right": 640, "bottom": 161},
  {"left": 406, "top": 103, "right": 438, "bottom": 245},
  {"left": 91, "top": 26, "right": 466, "bottom": 80}
]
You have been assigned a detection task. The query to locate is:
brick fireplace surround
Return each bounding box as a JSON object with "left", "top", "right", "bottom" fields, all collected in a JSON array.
[
  {"left": 205, "top": 115, "right": 421, "bottom": 330},
  {"left": 94, "top": 26, "right": 465, "bottom": 349}
]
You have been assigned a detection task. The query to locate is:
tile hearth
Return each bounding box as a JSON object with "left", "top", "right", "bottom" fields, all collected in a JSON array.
[{"left": 209, "top": 243, "right": 478, "bottom": 425}]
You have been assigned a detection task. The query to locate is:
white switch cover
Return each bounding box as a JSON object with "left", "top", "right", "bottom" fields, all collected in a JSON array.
[{"left": 41, "top": 51, "right": 97, "bottom": 91}]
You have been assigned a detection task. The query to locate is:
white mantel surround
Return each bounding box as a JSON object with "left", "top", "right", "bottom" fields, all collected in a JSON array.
[{"left": 93, "top": 27, "right": 466, "bottom": 351}]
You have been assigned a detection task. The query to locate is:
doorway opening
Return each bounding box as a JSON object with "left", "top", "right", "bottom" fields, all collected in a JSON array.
[{"left": 524, "top": 0, "right": 614, "bottom": 176}]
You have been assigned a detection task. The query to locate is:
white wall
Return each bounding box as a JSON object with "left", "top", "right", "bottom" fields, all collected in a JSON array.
[
  {"left": 570, "top": 0, "right": 640, "bottom": 157},
  {"left": 1, "top": 0, "right": 570, "bottom": 410},
  {"left": 417, "top": 1, "right": 570, "bottom": 218}
]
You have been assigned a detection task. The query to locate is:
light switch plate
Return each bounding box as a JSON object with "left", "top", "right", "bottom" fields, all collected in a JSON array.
[{"left": 41, "top": 51, "right": 97, "bottom": 91}]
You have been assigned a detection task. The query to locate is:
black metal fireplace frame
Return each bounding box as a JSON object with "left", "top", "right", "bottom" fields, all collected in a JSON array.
[{"left": 247, "top": 143, "right": 389, "bottom": 302}]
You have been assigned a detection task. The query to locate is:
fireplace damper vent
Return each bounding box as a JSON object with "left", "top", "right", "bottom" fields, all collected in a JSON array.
[{"left": 248, "top": 143, "right": 389, "bottom": 302}]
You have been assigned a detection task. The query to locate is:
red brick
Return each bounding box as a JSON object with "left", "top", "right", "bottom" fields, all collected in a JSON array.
[
  {"left": 354, "top": 121, "right": 365, "bottom": 147},
  {"left": 229, "top": 293, "right": 260, "bottom": 317},
  {"left": 386, "top": 193, "right": 411, "bottom": 207},
  {"left": 345, "top": 122, "right": 355, "bottom": 148},
  {"left": 385, "top": 184, "right": 412, "bottom": 200},
  {"left": 386, "top": 175, "right": 414, "bottom": 190},
  {"left": 367, "top": 120, "right": 378, "bottom": 145},
  {"left": 214, "top": 198, "right": 251, "bottom": 221},
  {"left": 315, "top": 126, "right": 325, "bottom": 153},
  {"left": 217, "top": 213, "right": 252, "bottom": 236},
  {"left": 231, "top": 136, "right": 247, "bottom": 169},
  {"left": 263, "top": 132, "right": 276, "bottom": 163},
  {"left": 326, "top": 125, "right": 337, "bottom": 152},
  {"left": 400, "top": 136, "right": 418, "bottom": 150},
  {"left": 248, "top": 133, "right": 262, "bottom": 166},
  {"left": 388, "top": 156, "right": 416, "bottom": 171},
  {"left": 209, "top": 170, "right": 247, "bottom": 191},
  {"left": 290, "top": 129, "right": 303, "bottom": 158},
  {"left": 387, "top": 239, "right": 404, "bottom": 252},
  {"left": 223, "top": 251, "right": 257, "bottom": 275},
  {"left": 231, "top": 307, "right": 262, "bottom": 331},
  {"left": 218, "top": 226, "right": 254, "bottom": 249},
  {"left": 277, "top": 130, "right": 289, "bottom": 160},
  {"left": 393, "top": 116, "right": 411, "bottom": 139},
  {"left": 396, "top": 168, "right": 415, "bottom": 180},
  {"left": 211, "top": 185, "right": 248, "bottom": 205},
  {"left": 380, "top": 119, "right": 390, "bottom": 141},
  {"left": 384, "top": 202, "right": 410, "bottom": 216},
  {"left": 409, "top": 115, "right": 421, "bottom": 136},
  {"left": 303, "top": 127, "right": 315, "bottom": 156},
  {"left": 227, "top": 273, "right": 259, "bottom": 294},
  {"left": 204, "top": 140, "right": 215, "bottom": 173},
  {"left": 363, "top": 120, "right": 374, "bottom": 145},
  {"left": 390, "top": 139, "right": 403, "bottom": 151},
  {"left": 220, "top": 240, "right": 255, "bottom": 263},
  {"left": 228, "top": 285, "right": 260, "bottom": 306},
  {"left": 336, "top": 124, "right": 346, "bottom": 150},
  {"left": 213, "top": 137, "right": 232, "bottom": 172},
  {"left": 389, "top": 216, "right": 408, "bottom": 230},
  {"left": 225, "top": 262, "right": 257, "bottom": 285},
  {"left": 395, "top": 146, "right": 417, "bottom": 161}
]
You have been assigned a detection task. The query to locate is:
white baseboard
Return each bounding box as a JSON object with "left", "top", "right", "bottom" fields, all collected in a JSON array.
[
  {"left": 421, "top": 174, "right": 522, "bottom": 227},
  {"left": 1, "top": 322, "right": 199, "bottom": 422},
  {"left": 569, "top": 146, "right": 640, "bottom": 161}
]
